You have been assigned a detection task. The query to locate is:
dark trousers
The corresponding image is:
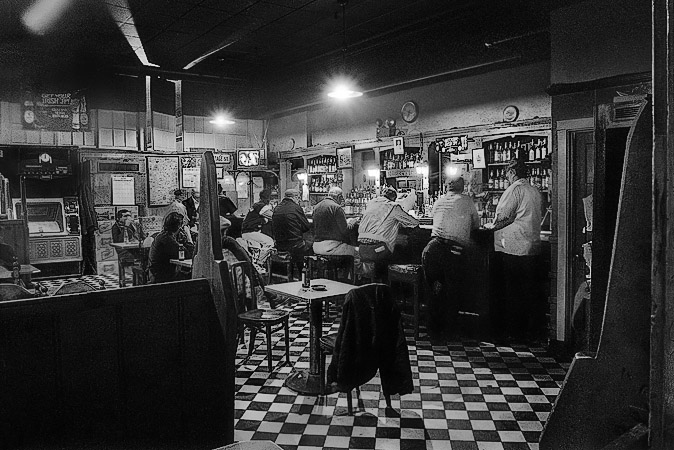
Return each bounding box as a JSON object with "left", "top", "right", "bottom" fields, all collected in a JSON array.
[
  {"left": 358, "top": 242, "right": 392, "bottom": 280},
  {"left": 422, "top": 238, "right": 465, "bottom": 338},
  {"left": 496, "top": 252, "right": 546, "bottom": 341}
]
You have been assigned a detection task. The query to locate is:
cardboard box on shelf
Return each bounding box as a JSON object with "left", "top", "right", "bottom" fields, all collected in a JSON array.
[
  {"left": 97, "top": 260, "right": 118, "bottom": 276},
  {"left": 95, "top": 207, "right": 115, "bottom": 222},
  {"left": 97, "top": 246, "right": 117, "bottom": 262},
  {"left": 98, "top": 220, "right": 114, "bottom": 236}
]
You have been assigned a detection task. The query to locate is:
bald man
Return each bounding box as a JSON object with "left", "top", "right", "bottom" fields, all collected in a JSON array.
[{"left": 312, "top": 186, "right": 357, "bottom": 258}]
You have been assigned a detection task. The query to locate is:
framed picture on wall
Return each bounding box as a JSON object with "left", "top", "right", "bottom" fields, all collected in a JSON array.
[
  {"left": 472, "top": 148, "right": 486, "bottom": 169},
  {"left": 216, "top": 167, "right": 224, "bottom": 179},
  {"left": 336, "top": 146, "right": 352, "bottom": 169}
]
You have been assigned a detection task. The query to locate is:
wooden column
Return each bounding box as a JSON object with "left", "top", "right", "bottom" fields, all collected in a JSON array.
[{"left": 650, "top": 0, "right": 674, "bottom": 447}]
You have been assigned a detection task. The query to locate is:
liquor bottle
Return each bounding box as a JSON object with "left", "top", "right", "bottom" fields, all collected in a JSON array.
[
  {"left": 528, "top": 142, "right": 535, "bottom": 161},
  {"left": 12, "top": 256, "right": 20, "bottom": 285},
  {"left": 535, "top": 139, "right": 542, "bottom": 160},
  {"left": 541, "top": 138, "right": 548, "bottom": 159},
  {"left": 178, "top": 244, "right": 185, "bottom": 261},
  {"left": 488, "top": 170, "right": 494, "bottom": 189}
]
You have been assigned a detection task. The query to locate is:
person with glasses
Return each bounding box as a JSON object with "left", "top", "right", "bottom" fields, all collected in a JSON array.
[{"left": 484, "top": 158, "right": 544, "bottom": 344}]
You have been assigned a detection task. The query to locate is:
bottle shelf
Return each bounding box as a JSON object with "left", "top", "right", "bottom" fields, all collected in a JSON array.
[{"left": 307, "top": 172, "right": 337, "bottom": 176}]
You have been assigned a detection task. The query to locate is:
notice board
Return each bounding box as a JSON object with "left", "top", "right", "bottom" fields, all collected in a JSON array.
[{"left": 147, "top": 156, "right": 179, "bottom": 206}]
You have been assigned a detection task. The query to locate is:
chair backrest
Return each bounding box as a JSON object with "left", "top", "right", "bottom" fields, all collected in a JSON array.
[
  {"left": 228, "top": 260, "right": 255, "bottom": 314},
  {"left": 0, "top": 283, "right": 36, "bottom": 301}
]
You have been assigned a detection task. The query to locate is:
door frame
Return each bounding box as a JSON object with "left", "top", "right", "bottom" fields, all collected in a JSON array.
[{"left": 555, "top": 118, "right": 594, "bottom": 342}]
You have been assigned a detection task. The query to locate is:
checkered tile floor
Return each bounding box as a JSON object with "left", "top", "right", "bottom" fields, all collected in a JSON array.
[
  {"left": 234, "top": 300, "right": 570, "bottom": 450},
  {"left": 35, "top": 273, "right": 120, "bottom": 295}
]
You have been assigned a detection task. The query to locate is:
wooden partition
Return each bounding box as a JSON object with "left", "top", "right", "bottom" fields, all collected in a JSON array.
[{"left": 0, "top": 278, "right": 235, "bottom": 449}]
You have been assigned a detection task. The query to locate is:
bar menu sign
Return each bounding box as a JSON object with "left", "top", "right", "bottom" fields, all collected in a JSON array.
[{"left": 22, "top": 92, "right": 90, "bottom": 131}]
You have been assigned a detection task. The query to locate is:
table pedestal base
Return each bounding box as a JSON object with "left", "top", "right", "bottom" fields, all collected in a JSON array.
[{"left": 285, "top": 369, "right": 337, "bottom": 395}]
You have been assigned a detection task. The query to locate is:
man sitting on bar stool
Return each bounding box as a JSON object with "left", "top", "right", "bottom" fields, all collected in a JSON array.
[
  {"left": 358, "top": 186, "right": 419, "bottom": 281},
  {"left": 272, "top": 189, "right": 312, "bottom": 274},
  {"left": 312, "top": 187, "right": 358, "bottom": 279},
  {"left": 421, "top": 175, "right": 479, "bottom": 340}
]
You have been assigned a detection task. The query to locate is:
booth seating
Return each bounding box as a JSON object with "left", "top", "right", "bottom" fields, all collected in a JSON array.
[
  {"left": 0, "top": 279, "right": 235, "bottom": 449},
  {"left": 270, "top": 251, "right": 294, "bottom": 283},
  {"left": 388, "top": 264, "right": 426, "bottom": 339}
]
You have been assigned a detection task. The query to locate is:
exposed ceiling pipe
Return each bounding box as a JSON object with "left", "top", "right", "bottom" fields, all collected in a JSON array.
[
  {"left": 484, "top": 29, "right": 548, "bottom": 48},
  {"left": 111, "top": 65, "right": 246, "bottom": 85},
  {"left": 263, "top": 56, "right": 522, "bottom": 119}
]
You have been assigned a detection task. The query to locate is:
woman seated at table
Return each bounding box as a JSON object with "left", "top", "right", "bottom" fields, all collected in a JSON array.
[{"left": 148, "top": 212, "right": 195, "bottom": 284}]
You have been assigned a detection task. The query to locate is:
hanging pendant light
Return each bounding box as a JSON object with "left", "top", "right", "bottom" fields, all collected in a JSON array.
[{"left": 327, "top": 0, "right": 363, "bottom": 100}]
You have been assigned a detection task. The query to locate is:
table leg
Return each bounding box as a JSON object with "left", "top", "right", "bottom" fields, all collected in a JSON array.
[{"left": 285, "top": 298, "right": 337, "bottom": 395}]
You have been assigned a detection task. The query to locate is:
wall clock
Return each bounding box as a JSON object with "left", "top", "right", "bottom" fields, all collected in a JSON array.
[
  {"left": 401, "top": 101, "right": 418, "bottom": 123},
  {"left": 503, "top": 105, "right": 519, "bottom": 122}
]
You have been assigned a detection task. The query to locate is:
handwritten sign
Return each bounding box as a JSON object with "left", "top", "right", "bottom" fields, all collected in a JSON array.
[{"left": 111, "top": 176, "right": 135, "bottom": 206}]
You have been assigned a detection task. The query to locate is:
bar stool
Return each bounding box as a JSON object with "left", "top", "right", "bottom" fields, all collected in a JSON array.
[
  {"left": 314, "top": 254, "right": 354, "bottom": 284},
  {"left": 388, "top": 264, "right": 426, "bottom": 339},
  {"left": 270, "top": 251, "right": 294, "bottom": 283}
]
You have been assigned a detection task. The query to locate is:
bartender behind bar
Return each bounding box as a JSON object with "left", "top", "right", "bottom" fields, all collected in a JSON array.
[
  {"left": 484, "top": 158, "right": 544, "bottom": 344},
  {"left": 422, "top": 175, "right": 479, "bottom": 340}
]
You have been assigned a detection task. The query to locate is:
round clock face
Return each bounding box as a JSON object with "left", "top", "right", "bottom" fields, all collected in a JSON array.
[
  {"left": 401, "top": 101, "right": 418, "bottom": 123},
  {"left": 503, "top": 105, "right": 519, "bottom": 122}
]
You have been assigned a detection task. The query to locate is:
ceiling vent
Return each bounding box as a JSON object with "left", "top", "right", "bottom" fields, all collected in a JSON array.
[{"left": 611, "top": 95, "right": 646, "bottom": 123}]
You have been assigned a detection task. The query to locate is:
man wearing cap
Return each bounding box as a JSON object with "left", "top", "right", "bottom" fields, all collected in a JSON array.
[
  {"left": 313, "top": 187, "right": 356, "bottom": 257},
  {"left": 183, "top": 188, "right": 200, "bottom": 227},
  {"left": 166, "top": 189, "right": 189, "bottom": 226},
  {"left": 241, "top": 189, "right": 275, "bottom": 247},
  {"left": 485, "top": 158, "right": 543, "bottom": 343},
  {"left": 422, "top": 176, "right": 479, "bottom": 340},
  {"left": 272, "top": 188, "right": 312, "bottom": 272},
  {"left": 358, "top": 186, "right": 419, "bottom": 279}
]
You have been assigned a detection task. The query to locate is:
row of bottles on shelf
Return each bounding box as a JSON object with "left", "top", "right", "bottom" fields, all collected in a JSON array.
[
  {"left": 344, "top": 184, "right": 381, "bottom": 214},
  {"left": 309, "top": 178, "right": 341, "bottom": 193},
  {"left": 486, "top": 167, "right": 550, "bottom": 191},
  {"left": 307, "top": 155, "right": 337, "bottom": 174},
  {"left": 382, "top": 152, "right": 423, "bottom": 170},
  {"left": 487, "top": 138, "right": 548, "bottom": 163}
]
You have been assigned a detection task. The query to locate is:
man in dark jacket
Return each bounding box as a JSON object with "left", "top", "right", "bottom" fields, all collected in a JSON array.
[
  {"left": 312, "top": 186, "right": 356, "bottom": 257},
  {"left": 183, "top": 188, "right": 200, "bottom": 227},
  {"left": 272, "top": 188, "right": 311, "bottom": 271},
  {"left": 241, "top": 189, "right": 274, "bottom": 246}
]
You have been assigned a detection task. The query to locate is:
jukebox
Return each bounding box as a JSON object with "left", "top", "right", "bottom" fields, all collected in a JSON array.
[{"left": 12, "top": 147, "right": 82, "bottom": 265}]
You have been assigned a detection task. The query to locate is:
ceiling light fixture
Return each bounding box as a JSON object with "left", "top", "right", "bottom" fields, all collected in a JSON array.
[
  {"left": 327, "top": 0, "right": 362, "bottom": 100},
  {"left": 210, "top": 116, "right": 235, "bottom": 126}
]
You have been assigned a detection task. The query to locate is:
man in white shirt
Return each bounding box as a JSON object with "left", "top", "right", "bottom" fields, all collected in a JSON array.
[
  {"left": 422, "top": 176, "right": 479, "bottom": 340},
  {"left": 487, "top": 158, "right": 544, "bottom": 343}
]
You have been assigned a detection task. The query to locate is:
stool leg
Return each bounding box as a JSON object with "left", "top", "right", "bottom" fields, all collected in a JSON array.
[
  {"left": 384, "top": 393, "right": 392, "bottom": 409},
  {"left": 413, "top": 280, "right": 420, "bottom": 340},
  {"left": 265, "top": 325, "right": 273, "bottom": 372},
  {"left": 319, "top": 349, "right": 326, "bottom": 394},
  {"left": 284, "top": 319, "right": 291, "bottom": 365},
  {"left": 347, "top": 390, "right": 353, "bottom": 415}
]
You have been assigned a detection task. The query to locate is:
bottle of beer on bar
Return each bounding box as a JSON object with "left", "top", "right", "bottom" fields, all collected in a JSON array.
[
  {"left": 302, "top": 261, "right": 310, "bottom": 288},
  {"left": 178, "top": 244, "right": 185, "bottom": 261},
  {"left": 12, "top": 256, "right": 20, "bottom": 285}
]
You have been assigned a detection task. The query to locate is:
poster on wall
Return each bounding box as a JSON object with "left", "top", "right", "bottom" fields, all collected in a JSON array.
[
  {"left": 21, "top": 91, "right": 89, "bottom": 131},
  {"left": 180, "top": 155, "right": 201, "bottom": 189},
  {"left": 472, "top": 148, "right": 486, "bottom": 169},
  {"left": 147, "top": 156, "right": 179, "bottom": 206},
  {"left": 111, "top": 175, "right": 136, "bottom": 205},
  {"left": 336, "top": 146, "right": 352, "bottom": 169},
  {"left": 214, "top": 152, "right": 235, "bottom": 171},
  {"left": 393, "top": 137, "right": 404, "bottom": 155}
]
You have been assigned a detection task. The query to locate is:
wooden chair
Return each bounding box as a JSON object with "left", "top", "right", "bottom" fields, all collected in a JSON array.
[
  {"left": 229, "top": 260, "right": 291, "bottom": 372},
  {"left": 270, "top": 250, "right": 294, "bottom": 283},
  {"left": 388, "top": 264, "right": 426, "bottom": 339},
  {"left": 132, "top": 247, "right": 152, "bottom": 286},
  {"left": 319, "top": 284, "right": 412, "bottom": 415}
]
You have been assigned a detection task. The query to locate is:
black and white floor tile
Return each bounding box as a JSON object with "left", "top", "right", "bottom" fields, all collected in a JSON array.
[{"left": 234, "top": 300, "right": 570, "bottom": 450}]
